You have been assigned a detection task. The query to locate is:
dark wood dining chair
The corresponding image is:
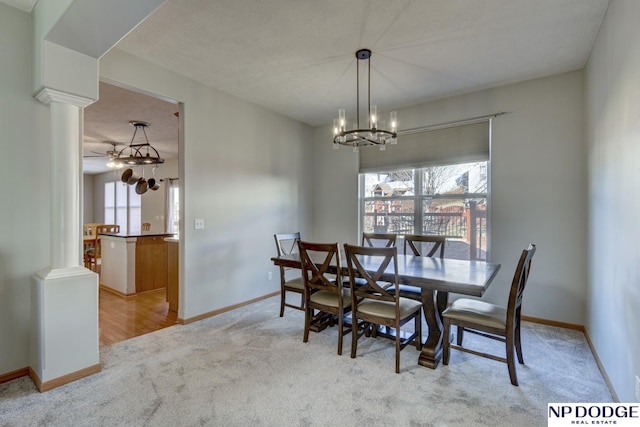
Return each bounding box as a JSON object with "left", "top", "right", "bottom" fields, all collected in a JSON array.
[
  {"left": 361, "top": 232, "right": 397, "bottom": 248},
  {"left": 346, "top": 232, "right": 398, "bottom": 290},
  {"left": 344, "top": 244, "right": 422, "bottom": 373},
  {"left": 298, "top": 241, "right": 352, "bottom": 355},
  {"left": 274, "top": 232, "right": 304, "bottom": 317},
  {"left": 398, "top": 234, "right": 446, "bottom": 301},
  {"left": 442, "top": 244, "right": 536, "bottom": 386},
  {"left": 404, "top": 234, "right": 446, "bottom": 258}
]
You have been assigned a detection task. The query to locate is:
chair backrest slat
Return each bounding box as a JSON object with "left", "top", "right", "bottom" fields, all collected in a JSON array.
[
  {"left": 404, "top": 234, "right": 446, "bottom": 258},
  {"left": 344, "top": 244, "right": 398, "bottom": 303},
  {"left": 361, "top": 232, "right": 397, "bottom": 248},
  {"left": 274, "top": 232, "right": 301, "bottom": 256},
  {"left": 298, "top": 241, "right": 342, "bottom": 294}
]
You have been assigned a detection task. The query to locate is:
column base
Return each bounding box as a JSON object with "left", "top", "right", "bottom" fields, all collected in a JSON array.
[{"left": 30, "top": 267, "right": 100, "bottom": 390}]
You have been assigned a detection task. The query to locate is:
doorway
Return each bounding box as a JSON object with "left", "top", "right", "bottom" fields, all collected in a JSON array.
[{"left": 83, "top": 81, "right": 182, "bottom": 347}]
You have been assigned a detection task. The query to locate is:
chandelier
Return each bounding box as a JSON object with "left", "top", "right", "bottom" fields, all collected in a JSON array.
[
  {"left": 112, "top": 121, "right": 165, "bottom": 166},
  {"left": 333, "top": 49, "right": 398, "bottom": 152}
]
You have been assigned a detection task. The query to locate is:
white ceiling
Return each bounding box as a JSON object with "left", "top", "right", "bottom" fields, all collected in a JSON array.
[
  {"left": 0, "top": 0, "right": 35, "bottom": 13},
  {"left": 115, "top": 0, "right": 610, "bottom": 127},
  {"left": 82, "top": 82, "right": 179, "bottom": 174},
  {"left": 3, "top": 0, "right": 610, "bottom": 173}
]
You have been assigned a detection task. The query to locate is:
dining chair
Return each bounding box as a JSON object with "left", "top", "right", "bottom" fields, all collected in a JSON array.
[
  {"left": 100, "top": 224, "right": 120, "bottom": 234},
  {"left": 274, "top": 233, "right": 305, "bottom": 317},
  {"left": 358, "top": 232, "right": 398, "bottom": 334},
  {"left": 344, "top": 244, "right": 422, "bottom": 373},
  {"left": 299, "top": 240, "right": 352, "bottom": 355},
  {"left": 83, "top": 223, "right": 101, "bottom": 239},
  {"left": 85, "top": 224, "right": 121, "bottom": 271},
  {"left": 142, "top": 222, "right": 151, "bottom": 231},
  {"left": 361, "top": 232, "right": 397, "bottom": 248},
  {"left": 442, "top": 244, "right": 536, "bottom": 386},
  {"left": 404, "top": 234, "right": 446, "bottom": 258},
  {"left": 83, "top": 223, "right": 101, "bottom": 260},
  {"left": 398, "top": 234, "right": 447, "bottom": 301},
  {"left": 346, "top": 232, "right": 398, "bottom": 289}
]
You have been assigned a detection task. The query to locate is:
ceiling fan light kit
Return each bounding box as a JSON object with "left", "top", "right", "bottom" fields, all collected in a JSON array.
[{"left": 84, "top": 141, "right": 125, "bottom": 169}]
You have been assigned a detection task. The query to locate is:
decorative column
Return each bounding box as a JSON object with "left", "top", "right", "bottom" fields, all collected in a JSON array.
[
  {"left": 36, "top": 88, "right": 92, "bottom": 268},
  {"left": 30, "top": 88, "right": 101, "bottom": 392}
]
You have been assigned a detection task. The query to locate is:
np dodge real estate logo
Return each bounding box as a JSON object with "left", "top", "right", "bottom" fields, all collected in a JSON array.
[{"left": 548, "top": 403, "right": 640, "bottom": 426}]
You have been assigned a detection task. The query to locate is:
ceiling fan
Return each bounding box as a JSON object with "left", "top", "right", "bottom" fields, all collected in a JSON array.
[{"left": 83, "top": 141, "right": 125, "bottom": 168}]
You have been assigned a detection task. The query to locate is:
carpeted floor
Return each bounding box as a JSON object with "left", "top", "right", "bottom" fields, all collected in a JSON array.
[{"left": 0, "top": 296, "right": 613, "bottom": 426}]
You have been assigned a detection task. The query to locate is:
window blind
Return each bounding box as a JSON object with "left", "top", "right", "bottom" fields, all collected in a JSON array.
[{"left": 359, "top": 120, "right": 490, "bottom": 172}]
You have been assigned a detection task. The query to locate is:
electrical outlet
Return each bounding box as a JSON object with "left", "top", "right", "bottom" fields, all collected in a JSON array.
[
  {"left": 635, "top": 375, "right": 640, "bottom": 401},
  {"left": 267, "top": 271, "right": 273, "bottom": 280},
  {"left": 194, "top": 218, "right": 205, "bottom": 229}
]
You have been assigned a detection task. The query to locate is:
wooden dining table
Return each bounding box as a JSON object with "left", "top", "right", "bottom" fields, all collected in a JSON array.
[{"left": 271, "top": 251, "right": 501, "bottom": 369}]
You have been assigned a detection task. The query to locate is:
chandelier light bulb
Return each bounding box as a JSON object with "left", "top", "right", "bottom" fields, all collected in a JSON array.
[{"left": 370, "top": 105, "right": 377, "bottom": 128}]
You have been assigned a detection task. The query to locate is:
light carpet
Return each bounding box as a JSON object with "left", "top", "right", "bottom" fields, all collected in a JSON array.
[{"left": 0, "top": 296, "right": 613, "bottom": 426}]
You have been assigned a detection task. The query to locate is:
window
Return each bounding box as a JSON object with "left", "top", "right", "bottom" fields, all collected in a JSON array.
[
  {"left": 360, "top": 161, "right": 488, "bottom": 260},
  {"left": 166, "top": 180, "right": 179, "bottom": 235},
  {"left": 358, "top": 119, "right": 491, "bottom": 260},
  {"left": 104, "top": 182, "right": 141, "bottom": 234}
]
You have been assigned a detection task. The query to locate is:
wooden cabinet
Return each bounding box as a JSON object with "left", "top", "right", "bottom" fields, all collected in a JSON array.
[
  {"left": 166, "top": 239, "right": 179, "bottom": 313},
  {"left": 135, "top": 236, "right": 168, "bottom": 293}
]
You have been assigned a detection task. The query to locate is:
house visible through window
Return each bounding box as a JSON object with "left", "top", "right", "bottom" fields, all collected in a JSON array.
[
  {"left": 104, "top": 181, "right": 141, "bottom": 234},
  {"left": 360, "top": 161, "right": 488, "bottom": 260}
]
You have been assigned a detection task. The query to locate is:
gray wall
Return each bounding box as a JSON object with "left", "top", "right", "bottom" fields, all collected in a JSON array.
[
  {"left": 82, "top": 174, "right": 94, "bottom": 222},
  {"left": 0, "top": 4, "right": 50, "bottom": 375},
  {"left": 585, "top": 0, "right": 640, "bottom": 403},
  {"left": 100, "top": 49, "right": 313, "bottom": 320},
  {"left": 311, "top": 70, "right": 588, "bottom": 326}
]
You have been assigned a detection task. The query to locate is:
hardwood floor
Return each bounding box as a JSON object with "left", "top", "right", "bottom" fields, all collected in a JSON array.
[{"left": 99, "top": 288, "right": 178, "bottom": 347}]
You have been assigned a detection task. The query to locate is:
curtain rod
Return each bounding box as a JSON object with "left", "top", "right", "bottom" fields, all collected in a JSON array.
[{"left": 398, "top": 112, "right": 508, "bottom": 136}]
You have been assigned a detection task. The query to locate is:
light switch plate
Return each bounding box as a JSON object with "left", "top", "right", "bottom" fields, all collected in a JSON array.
[{"left": 194, "top": 218, "right": 205, "bottom": 229}]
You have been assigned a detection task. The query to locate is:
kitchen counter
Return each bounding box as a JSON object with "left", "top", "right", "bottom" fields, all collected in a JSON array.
[
  {"left": 101, "top": 232, "right": 176, "bottom": 296},
  {"left": 101, "top": 232, "right": 176, "bottom": 239}
]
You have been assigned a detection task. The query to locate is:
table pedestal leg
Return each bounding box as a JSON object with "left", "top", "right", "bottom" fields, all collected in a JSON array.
[{"left": 418, "top": 290, "right": 449, "bottom": 369}]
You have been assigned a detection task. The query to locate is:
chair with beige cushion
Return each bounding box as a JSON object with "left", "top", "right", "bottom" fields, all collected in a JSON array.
[
  {"left": 299, "top": 240, "right": 352, "bottom": 355},
  {"left": 274, "top": 232, "right": 305, "bottom": 317},
  {"left": 344, "top": 244, "right": 422, "bottom": 373},
  {"left": 142, "top": 222, "right": 151, "bottom": 231},
  {"left": 442, "top": 243, "right": 536, "bottom": 386}
]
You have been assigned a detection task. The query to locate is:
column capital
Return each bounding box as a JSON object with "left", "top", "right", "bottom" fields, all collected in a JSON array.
[{"left": 35, "top": 87, "right": 95, "bottom": 108}]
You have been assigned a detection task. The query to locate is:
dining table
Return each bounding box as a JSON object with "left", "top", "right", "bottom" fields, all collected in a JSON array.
[{"left": 271, "top": 250, "right": 501, "bottom": 369}]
